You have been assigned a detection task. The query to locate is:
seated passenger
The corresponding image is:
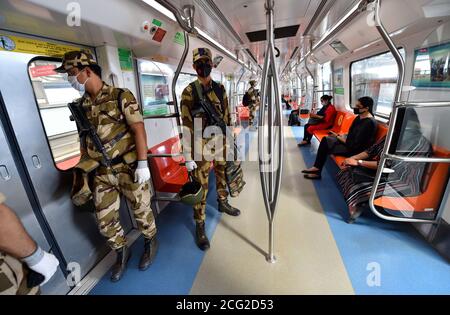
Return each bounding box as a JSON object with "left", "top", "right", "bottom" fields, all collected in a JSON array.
[
  {"left": 337, "top": 108, "right": 432, "bottom": 223},
  {"left": 302, "top": 96, "right": 377, "bottom": 180},
  {"left": 297, "top": 95, "right": 336, "bottom": 146},
  {"left": 287, "top": 100, "right": 293, "bottom": 110},
  {"left": 288, "top": 108, "right": 300, "bottom": 126},
  {"left": 281, "top": 95, "right": 290, "bottom": 109}
]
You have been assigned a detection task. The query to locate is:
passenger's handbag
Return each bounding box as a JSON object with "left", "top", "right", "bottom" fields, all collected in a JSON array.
[{"left": 307, "top": 117, "right": 322, "bottom": 125}]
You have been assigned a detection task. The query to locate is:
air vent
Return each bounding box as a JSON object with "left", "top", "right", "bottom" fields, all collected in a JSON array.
[
  {"left": 246, "top": 25, "right": 300, "bottom": 43},
  {"left": 330, "top": 40, "right": 349, "bottom": 55}
]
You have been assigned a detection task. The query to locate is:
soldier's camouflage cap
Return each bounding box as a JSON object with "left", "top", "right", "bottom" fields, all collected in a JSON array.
[
  {"left": 249, "top": 80, "right": 257, "bottom": 85},
  {"left": 54, "top": 50, "right": 98, "bottom": 73},
  {"left": 193, "top": 48, "right": 212, "bottom": 63}
]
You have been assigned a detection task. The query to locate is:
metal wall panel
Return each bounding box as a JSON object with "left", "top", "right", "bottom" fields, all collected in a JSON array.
[{"left": 0, "top": 114, "right": 69, "bottom": 294}]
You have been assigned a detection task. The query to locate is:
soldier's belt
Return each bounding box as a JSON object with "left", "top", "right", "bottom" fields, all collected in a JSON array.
[{"left": 97, "top": 150, "right": 137, "bottom": 171}]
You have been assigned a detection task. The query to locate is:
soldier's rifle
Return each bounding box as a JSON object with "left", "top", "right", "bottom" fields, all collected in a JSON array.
[{"left": 68, "top": 98, "right": 113, "bottom": 169}]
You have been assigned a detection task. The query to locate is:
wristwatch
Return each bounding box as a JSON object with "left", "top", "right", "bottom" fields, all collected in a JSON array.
[{"left": 358, "top": 160, "right": 363, "bottom": 166}]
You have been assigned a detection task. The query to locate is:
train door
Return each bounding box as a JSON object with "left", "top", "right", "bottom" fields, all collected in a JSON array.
[
  {"left": 0, "top": 36, "right": 134, "bottom": 293},
  {"left": 0, "top": 100, "right": 69, "bottom": 294}
]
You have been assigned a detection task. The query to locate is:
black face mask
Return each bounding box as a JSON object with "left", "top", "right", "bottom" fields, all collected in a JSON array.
[
  {"left": 195, "top": 62, "right": 212, "bottom": 78},
  {"left": 353, "top": 107, "right": 365, "bottom": 115}
]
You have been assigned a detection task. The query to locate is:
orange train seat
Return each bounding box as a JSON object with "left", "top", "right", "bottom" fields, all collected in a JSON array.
[
  {"left": 148, "top": 137, "right": 189, "bottom": 193},
  {"left": 299, "top": 113, "right": 310, "bottom": 120},
  {"left": 374, "top": 147, "right": 450, "bottom": 214},
  {"left": 312, "top": 111, "right": 356, "bottom": 143},
  {"left": 237, "top": 105, "right": 249, "bottom": 121}
]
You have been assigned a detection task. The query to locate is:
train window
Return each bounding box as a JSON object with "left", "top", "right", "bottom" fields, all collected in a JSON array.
[
  {"left": 305, "top": 75, "right": 314, "bottom": 109},
  {"left": 318, "top": 62, "right": 332, "bottom": 94},
  {"left": 138, "top": 60, "right": 171, "bottom": 117},
  {"left": 224, "top": 77, "right": 233, "bottom": 98},
  {"left": 238, "top": 81, "right": 246, "bottom": 96},
  {"left": 350, "top": 49, "right": 406, "bottom": 116},
  {"left": 175, "top": 72, "right": 197, "bottom": 105},
  {"left": 28, "top": 59, "right": 82, "bottom": 171}
]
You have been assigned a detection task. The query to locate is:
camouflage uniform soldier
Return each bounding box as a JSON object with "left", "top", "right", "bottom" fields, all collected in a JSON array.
[
  {"left": 247, "top": 80, "right": 259, "bottom": 130},
  {"left": 180, "top": 48, "right": 241, "bottom": 251},
  {"left": 0, "top": 193, "right": 59, "bottom": 295},
  {"left": 55, "top": 51, "right": 158, "bottom": 282}
]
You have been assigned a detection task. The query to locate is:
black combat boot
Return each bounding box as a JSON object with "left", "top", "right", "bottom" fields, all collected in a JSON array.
[
  {"left": 218, "top": 199, "right": 241, "bottom": 216},
  {"left": 139, "top": 236, "right": 159, "bottom": 271},
  {"left": 195, "top": 222, "right": 210, "bottom": 251},
  {"left": 110, "top": 246, "right": 131, "bottom": 282}
]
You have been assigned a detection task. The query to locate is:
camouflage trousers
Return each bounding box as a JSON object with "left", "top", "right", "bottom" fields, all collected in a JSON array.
[
  {"left": 0, "top": 252, "right": 39, "bottom": 295},
  {"left": 93, "top": 163, "right": 157, "bottom": 250},
  {"left": 249, "top": 105, "right": 257, "bottom": 126},
  {"left": 192, "top": 160, "right": 229, "bottom": 223}
]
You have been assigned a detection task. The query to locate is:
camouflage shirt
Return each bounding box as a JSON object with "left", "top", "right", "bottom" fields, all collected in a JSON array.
[
  {"left": 0, "top": 193, "right": 38, "bottom": 295},
  {"left": 247, "top": 87, "right": 259, "bottom": 107},
  {"left": 180, "top": 79, "right": 231, "bottom": 161},
  {"left": 80, "top": 83, "right": 143, "bottom": 162}
]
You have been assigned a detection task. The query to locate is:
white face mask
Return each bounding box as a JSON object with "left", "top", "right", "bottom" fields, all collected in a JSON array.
[{"left": 67, "top": 70, "right": 89, "bottom": 93}]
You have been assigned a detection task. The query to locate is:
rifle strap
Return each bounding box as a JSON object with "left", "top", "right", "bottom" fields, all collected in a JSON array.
[
  {"left": 191, "top": 80, "right": 226, "bottom": 134},
  {"left": 191, "top": 81, "right": 240, "bottom": 158}
]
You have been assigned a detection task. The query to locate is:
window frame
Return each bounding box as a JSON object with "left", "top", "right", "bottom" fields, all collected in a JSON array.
[
  {"left": 27, "top": 56, "right": 82, "bottom": 172},
  {"left": 349, "top": 47, "right": 405, "bottom": 118}
]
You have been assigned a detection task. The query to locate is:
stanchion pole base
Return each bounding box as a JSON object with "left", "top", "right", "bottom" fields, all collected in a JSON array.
[{"left": 266, "top": 255, "right": 277, "bottom": 264}]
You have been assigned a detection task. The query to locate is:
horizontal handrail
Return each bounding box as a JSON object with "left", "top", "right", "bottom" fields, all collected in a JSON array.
[
  {"left": 385, "top": 154, "right": 450, "bottom": 164},
  {"left": 148, "top": 153, "right": 183, "bottom": 158},
  {"left": 395, "top": 101, "right": 450, "bottom": 108},
  {"left": 144, "top": 113, "right": 180, "bottom": 119}
]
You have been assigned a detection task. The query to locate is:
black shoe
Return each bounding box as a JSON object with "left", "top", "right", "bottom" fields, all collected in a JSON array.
[
  {"left": 195, "top": 222, "right": 210, "bottom": 251},
  {"left": 297, "top": 141, "right": 311, "bottom": 147},
  {"left": 110, "top": 246, "right": 131, "bottom": 282},
  {"left": 218, "top": 199, "right": 241, "bottom": 216},
  {"left": 139, "top": 236, "right": 159, "bottom": 271}
]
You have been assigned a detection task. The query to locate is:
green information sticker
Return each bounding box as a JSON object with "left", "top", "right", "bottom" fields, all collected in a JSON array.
[
  {"left": 335, "top": 87, "right": 345, "bottom": 95},
  {"left": 152, "top": 19, "right": 162, "bottom": 27},
  {"left": 118, "top": 48, "right": 133, "bottom": 71},
  {"left": 174, "top": 32, "right": 185, "bottom": 46}
]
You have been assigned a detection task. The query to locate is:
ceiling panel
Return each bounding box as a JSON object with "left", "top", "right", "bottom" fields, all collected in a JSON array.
[{"left": 213, "top": 0, "right": 322, "bottom": 70}]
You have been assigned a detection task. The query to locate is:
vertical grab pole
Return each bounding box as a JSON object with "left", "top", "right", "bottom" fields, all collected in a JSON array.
[
  {"left": 368, "top": 0, "right": 408, "bottom": 221},
  {"left": 172, "top": 31, "right": 190, "bottom": 128},
  {"left": 305, "top": 57, "right": 316, "bottom": 112},
  {"left": 258, "top": 0, "right": 284, "bottom": 263}
]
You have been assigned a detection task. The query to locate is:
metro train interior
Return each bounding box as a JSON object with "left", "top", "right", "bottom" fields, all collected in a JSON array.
[{"left": 0, "top": 0, "right": 449, "bottom": 295}]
